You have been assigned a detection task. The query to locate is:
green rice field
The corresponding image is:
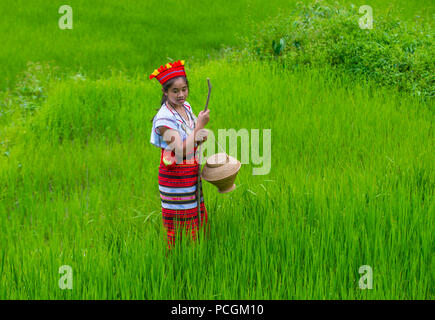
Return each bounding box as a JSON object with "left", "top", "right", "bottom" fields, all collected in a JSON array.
[{"left": 0, "top": 0, "right": 434, "bottom": 299}]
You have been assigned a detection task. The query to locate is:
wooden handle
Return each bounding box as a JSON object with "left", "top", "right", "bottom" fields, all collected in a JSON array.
[{"left": 204, "top": 78, "right": 212, "bottom": 111}]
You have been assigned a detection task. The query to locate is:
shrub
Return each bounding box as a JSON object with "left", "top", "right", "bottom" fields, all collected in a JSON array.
[{"left": 227, "top": 0, "right": 434, "bottom": 100}]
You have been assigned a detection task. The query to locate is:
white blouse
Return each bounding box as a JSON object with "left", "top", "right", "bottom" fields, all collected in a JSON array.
[{"left": 150, "top": 100, "right": 197, "bottom": 149}]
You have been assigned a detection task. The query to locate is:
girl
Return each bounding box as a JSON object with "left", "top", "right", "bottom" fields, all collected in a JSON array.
[{"left": 149, "top": 60, "right": 211, "bottom": 251}]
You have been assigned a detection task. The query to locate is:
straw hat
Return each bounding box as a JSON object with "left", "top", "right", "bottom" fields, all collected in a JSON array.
[{"left": 201, "top": 153, "right": 241, "bottom": 193}]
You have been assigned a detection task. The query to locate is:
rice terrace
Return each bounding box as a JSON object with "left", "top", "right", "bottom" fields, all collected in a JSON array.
[{"left": 0, "top": 0, "right": 434, "bottom": 300}]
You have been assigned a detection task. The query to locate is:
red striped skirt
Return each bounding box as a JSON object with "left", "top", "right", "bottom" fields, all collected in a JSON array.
[{"left": 158, "top": 148, "right": 209, "bottom": 250}]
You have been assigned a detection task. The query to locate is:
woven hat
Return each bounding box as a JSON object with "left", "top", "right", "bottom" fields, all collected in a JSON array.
[
  {"left": 149, "top": 60, "right": 186, "bottom": 85},
  {"left": 201, "top": 153, "right": 241, "bottom": 193}
]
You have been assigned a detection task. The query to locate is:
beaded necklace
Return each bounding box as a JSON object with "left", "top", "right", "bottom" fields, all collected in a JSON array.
[{"left": 165, "top": 101, "right": 195, "bottom": 135}]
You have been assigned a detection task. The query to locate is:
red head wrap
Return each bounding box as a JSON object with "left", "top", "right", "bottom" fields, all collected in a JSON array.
[{"left": 149, "top": 60, "right": 186, "bottom": 85}]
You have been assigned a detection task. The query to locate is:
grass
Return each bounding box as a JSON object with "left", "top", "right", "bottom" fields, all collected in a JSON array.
[
  {"left": 1, "top": 59, "right": 433, "bottom": 299},
  {"left": 0, "top": 0, "right": 433, "bottom": 91}
]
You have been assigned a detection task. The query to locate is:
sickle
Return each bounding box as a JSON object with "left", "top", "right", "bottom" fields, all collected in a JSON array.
[{"left": 196, "top": 78, "right": 212, "bottom": 234}]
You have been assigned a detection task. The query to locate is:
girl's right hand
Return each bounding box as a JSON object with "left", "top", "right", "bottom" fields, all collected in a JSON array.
[
  {"left": 196, "top": 109, "right": 210, "bottom": 129},
  {"left": 195, "top": 128, "right": 209, "bottom": 144}
]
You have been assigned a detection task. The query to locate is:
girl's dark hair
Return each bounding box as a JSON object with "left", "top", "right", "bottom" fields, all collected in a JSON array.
[{"left": 150, "top": 76, "right": 189, "bottom": 122}]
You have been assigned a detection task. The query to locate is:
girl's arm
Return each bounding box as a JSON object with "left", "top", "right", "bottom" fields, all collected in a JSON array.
[
  {"left": 158, "top": 126, "right": 201, "bottom": 159},
  {"left": 157, "top": 109, "right": 210, "bottom": 159}
]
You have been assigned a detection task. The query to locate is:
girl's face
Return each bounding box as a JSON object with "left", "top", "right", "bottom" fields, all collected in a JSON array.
[{"left": 163, "top": 78, "right": 189, "bottom": 107}]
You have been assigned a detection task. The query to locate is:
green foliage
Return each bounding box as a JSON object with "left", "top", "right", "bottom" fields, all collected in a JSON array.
[
  {"left": 12, "top": 61, "right": 60, "bottom": 113},
  {"left": 0, "top": 61, "right": 70, "bottom": 156},
  {"left": 229, "top": 0, "right": 434, "bottom": 99},
  {"left": 0, "top": 61, "right": 64, "bottom": 134},
  {"left": 272, "top": 38, "right": 286, "bottom": 56},
  {"left": 0, "top": 0, "right": 303, "bottom": 92},
  {"left": 1, "top": 61, "right": 434, "bottom": 298},
  {"left": 28, "top": 72, "right": 145, "bottom": 145},
  {"left": 0, "top": 0, "right": 434, "bottom": 300}
]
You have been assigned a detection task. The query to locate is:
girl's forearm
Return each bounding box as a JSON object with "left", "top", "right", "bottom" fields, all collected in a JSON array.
[{"left": 175, "top": 127, "right": 200, "bottom": 159}]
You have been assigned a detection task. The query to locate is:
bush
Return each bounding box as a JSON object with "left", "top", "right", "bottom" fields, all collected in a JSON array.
[
  {"left": 0, "top": 61, "right": 85, "bottom": 156},
  {"left": 227, "top": 0, "right": 434, "bottom": 99}
]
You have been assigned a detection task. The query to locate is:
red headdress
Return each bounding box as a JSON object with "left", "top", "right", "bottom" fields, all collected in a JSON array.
[{"left": 149, "top": 60, "right": 186, "bottom": 85}]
